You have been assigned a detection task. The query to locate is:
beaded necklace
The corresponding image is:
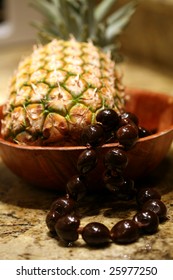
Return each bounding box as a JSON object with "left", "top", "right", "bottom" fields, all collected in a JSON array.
[{"left": 46, "top": 109, "right": 167, "bottom": 247}]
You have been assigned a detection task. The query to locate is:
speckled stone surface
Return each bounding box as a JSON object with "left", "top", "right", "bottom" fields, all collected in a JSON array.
[
  {"left": 0, "top": 150, "right": 173, "bottom": 260},
  {"left": 0, "top": 44, "right": 173, "bottom": 260}
]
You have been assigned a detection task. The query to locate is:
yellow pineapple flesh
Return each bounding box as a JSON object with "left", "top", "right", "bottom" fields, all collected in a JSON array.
[{"left": 1, "top": 38, "right": 125, "bottom": 146}]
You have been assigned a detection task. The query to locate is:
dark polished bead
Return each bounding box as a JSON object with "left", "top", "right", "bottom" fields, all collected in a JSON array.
[
  {"left": 66, "top": 175, "right": 87, "bottom": 201},
  {"left": 136, "top": 187, "right": 161, "bottom": 207},
  {"left": 116, "top": 123, "right": 139, "bottom": 149},
  {"left": 82, "top": 222, "right": 110, "bottom": 246},
  {"left": 77, "top": 149, "right": 97, "bottom": 174},
  {"left": 117, "top": 178, "right": 136, "bottom": 200},
  {"left": 104, "top": 148, "right": 128, "bottom": 172},
  {"left": 55, "top": 214, "right": 80, "bottom": 243},
  {"left": 142, "top": 199, "right": 167, "bottom": 221},
  {"left": 96, "top": 109, "right": 119, "bottom": 131},
  {"left": 110, "top": 219, "right": 140, "bottom": 244},
  {"left": 103, "top": 170, "right": 125, "bottom": 193},
  {"left": 46, "top": 210, "right": 60, "bottom": 233},
  {"left": 119, "top": 112, "right": 139, "bottom": 126},
  {"left": 133, "top": 210, "right": 159, "bottom": 234},
  {"left": 138, "top": 126, "right": 151, "bottom": 138},
  {"left": 81, "top": 123, "right": 104, "bottom": 147},
  {"left": 103, "top": 170, "right": 135, "bottom": 200},
  {"left": 50, "top": 196, "right": 76, "bottom": 216}
]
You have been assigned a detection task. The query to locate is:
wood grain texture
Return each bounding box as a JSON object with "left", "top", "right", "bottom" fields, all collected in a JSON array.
[{"left": 0, "top": 89, "right": 172, "bottom": 190}]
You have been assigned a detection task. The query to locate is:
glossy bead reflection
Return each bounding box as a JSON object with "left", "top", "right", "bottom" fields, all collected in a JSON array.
[
  {"left": 104, "top": 148, "right": 128, "bottom": 172},
  {"left": 133, "top": 210, "right": 159, "bottom": 234},
  {"left": 142, "top": 199, "right": 167, "bottom": 221},
  {"left": 55, "top": 214, "right": 80, "bottom": 244},
  {"left": 96, "top": 109, "right": 119, "bottom": 131},
  {"left": 81, "top": 124, "right": 104, "bottom": 147},
  {"left": 82, "top": 222, "right": 110, "bottom": 246},
  {"left": 116, "top": 123, "right": 139, "bottom": 149},
  {"left": 77, "top": 149, "right": 97, "bottom": 174},
  {"left": 136, "top": 187, "right": 161, "bottom": 207},
  {"left": 66, "top": 175, "right": 87, "bottom": 201},
  {"left": 110, "top": 219, "right": 140, "bottom": 244}
]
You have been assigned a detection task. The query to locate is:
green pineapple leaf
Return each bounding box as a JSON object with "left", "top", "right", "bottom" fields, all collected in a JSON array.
[
  {"left": 29, "top": 0, "right": 139, "bottom": 61},
  {"left": 105, "top": 1, "right": 138, "bottom": 41},
  {"left": 94, "top": 0, "right": 118, "bottom": 22}
]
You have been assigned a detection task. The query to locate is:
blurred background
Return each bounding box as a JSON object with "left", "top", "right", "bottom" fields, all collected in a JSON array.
[{"left": 0, "top": 0, "right": 173, "bottom": 104}]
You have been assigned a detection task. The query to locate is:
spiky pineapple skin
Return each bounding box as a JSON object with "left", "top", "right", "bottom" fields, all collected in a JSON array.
[{"left": 1, "top": 39, "right": 125, "bottom": 146}]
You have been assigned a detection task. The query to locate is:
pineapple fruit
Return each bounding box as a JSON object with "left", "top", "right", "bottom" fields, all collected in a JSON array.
[{"left": 1, "top": 0, "right": 138, "bottom": 146}]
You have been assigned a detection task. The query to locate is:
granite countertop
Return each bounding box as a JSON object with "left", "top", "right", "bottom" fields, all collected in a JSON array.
[{"left": 0, "top": 43, "right": 173, "bottom": 260}]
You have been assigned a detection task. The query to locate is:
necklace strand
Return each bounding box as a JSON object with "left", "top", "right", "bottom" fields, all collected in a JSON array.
[{"left": 46, "top": 109, "right": 168, "bottom": 247}]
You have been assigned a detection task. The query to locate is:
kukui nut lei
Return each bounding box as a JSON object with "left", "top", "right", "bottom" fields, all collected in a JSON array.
[{"left": 46, "top": 109, "right": 167, "bottom": 247}]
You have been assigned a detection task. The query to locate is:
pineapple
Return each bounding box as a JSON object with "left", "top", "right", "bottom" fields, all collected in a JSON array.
[{"left": 1, "top": 0, "right": 138, "bottom": 146}]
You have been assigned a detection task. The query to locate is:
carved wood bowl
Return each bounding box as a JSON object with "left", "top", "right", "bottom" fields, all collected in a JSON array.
[{"left": 0, "top": 88, "right": 173, "bottom": 191}]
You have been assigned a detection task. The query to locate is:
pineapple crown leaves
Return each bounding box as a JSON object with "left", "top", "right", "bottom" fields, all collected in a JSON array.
[{"left": 29, "top": 0, "right": 139, "bottom": 61}]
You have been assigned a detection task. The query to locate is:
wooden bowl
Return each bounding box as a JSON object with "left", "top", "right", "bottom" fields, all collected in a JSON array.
[{"left": 0, "top": 88, "right": 173, "bottom": 191}]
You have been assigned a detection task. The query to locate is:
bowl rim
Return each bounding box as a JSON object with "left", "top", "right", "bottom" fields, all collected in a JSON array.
[
  {"left": 0, "top": 126, "right": 173, "bottom": 152},
  {"left": 0, "top": 88, "right": 173, "bottom": 151}
]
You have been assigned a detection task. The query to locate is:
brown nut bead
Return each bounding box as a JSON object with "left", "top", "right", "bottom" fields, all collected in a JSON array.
[
  {"left": 110, "top": 219, "right": 140, "bottom": 244},
  {"left": 55, "top": 214, "right": 80, "bottom": 244},
  {"left": 133, "top": 210, "right": 159, "bottom": 234},
  {"left": 142, "top": 199, "right": 167, "bottom": 221},
  {"left": 81, "top": 222, "right": 110, "bottom": 247}
]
